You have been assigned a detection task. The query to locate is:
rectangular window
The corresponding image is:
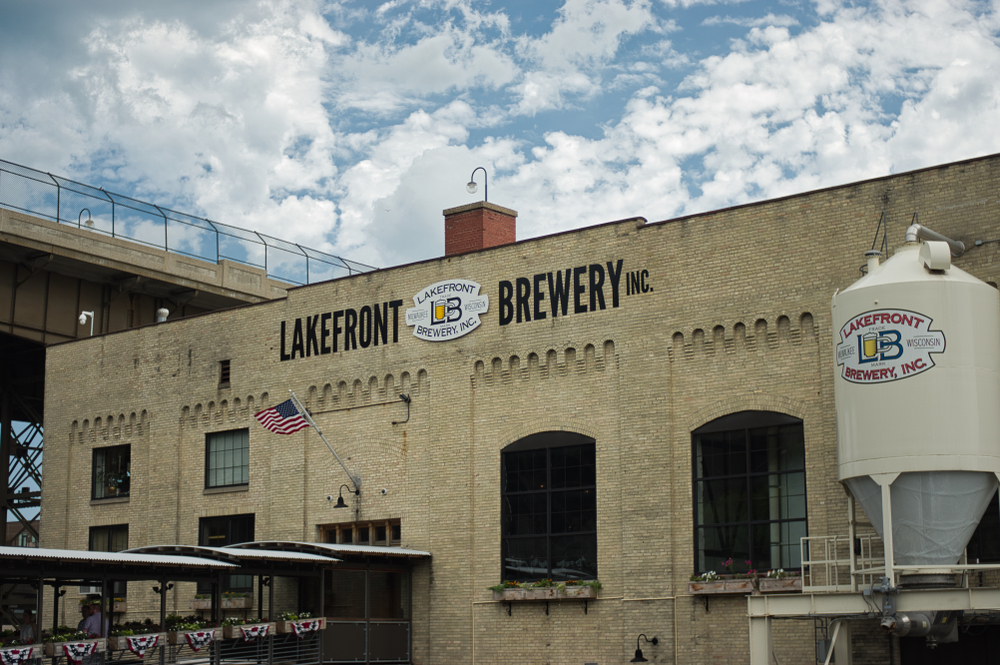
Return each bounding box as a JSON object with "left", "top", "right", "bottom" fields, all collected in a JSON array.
[
  {"left": 89, "top": 525, "right": 128, "bottom": 596},
  {"left": 198, "top": 514, "right": 255, "bottom": 593},
  {"left": 205, "top": 429, "right": 249, "bottom": 489},
  {"left": 219, "top": 360, "right": 231, "bottom": 387},
  {"left": 92, "top": 445, "right": 131, "bottom": 500},
  {"left": 501, "top": 438, "right": 597, "bottom": 582},
  {"left": 319, "top": 519, "right": 401, "bottom": 548}
]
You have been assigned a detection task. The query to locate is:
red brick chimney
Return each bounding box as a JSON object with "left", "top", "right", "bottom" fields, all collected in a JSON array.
[{"left": 443, "top": 202, "right": 517, "bottom": 256}]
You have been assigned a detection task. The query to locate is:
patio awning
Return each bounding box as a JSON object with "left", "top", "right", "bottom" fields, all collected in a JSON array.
[{"left": 228, "top": 541, "right": 432, "bottom": 560}]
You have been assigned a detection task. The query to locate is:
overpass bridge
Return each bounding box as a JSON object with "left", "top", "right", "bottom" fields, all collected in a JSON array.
[{"left": 0, "top": 158, "right": 374, "bottom": 551}]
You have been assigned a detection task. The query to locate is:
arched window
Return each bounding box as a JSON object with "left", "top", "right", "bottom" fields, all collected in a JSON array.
[
  {"left": 693, "top": 411, "right": 806, "bottom": 574},
  {"left": 501, "top": 432, "right": 596, "bottom": 582}
]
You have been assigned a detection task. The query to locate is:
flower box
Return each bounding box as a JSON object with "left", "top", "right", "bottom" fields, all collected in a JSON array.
[
  {"left": 492, "top": 586, "right": 597, "bottom": 602},
  {"left": 759, "top": 577, "right": 802, "bottom": 593},
  {"left": 687, "top": 578, "right": 756, "bottom": 595},
  {"left": 275, "top": 618, "right": 326, "bottom": 635},
  {"left": 43, "top": 638, "right": 106, "bottom": 658},
  {"left": 112, "top": 601, "right": 127, "bottom": 613},
  {"left": 190, "top": 596, "right": 253, "bottom": 610},
  {"left": 166, "top": 629, "right": 219, "bottom": 648},
  {"left": 107, "top": 633, "right": 164, "bottom": 655},
  {"left": 222, "top": 623, "right": 274, "bottom": 640}
]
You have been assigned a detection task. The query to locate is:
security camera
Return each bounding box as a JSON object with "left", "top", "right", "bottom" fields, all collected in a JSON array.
[
  {"left": 78, "top": 313, "right": 88, "bottom": 326},
  {"left": 326, "top": 495, "right": 333, "bottom": 502},
  {"left": 381, "top": 488, "right": 388, "bottom": 495}
]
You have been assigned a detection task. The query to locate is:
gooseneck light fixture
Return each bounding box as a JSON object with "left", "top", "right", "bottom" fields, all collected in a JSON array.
[
  {"left": 467, "top": 167, "right": 488, "bottom": 202},
  {"left": 334, "top": 484, "right": 359, "bottom": 509},
  {"left": 630, "top": 634, "right": 658, "bottom": 663},
  {"left": 391, "top": 394, "right": 412, "bottom": 425}
]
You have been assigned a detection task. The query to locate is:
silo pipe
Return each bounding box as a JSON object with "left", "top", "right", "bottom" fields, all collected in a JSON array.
[{"left": 905, "top": 224, "right": 965, "bottom": 257}]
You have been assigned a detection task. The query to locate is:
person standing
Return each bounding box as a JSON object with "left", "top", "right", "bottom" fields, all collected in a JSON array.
[
  {"left": 82, "top": 600, "right": 106, "bottom": 637},
  {"left": 77, "top": 603, "right": 92, "bottom": 631},
  {"left": 19, "top": 609, "right": 34, "bottom": 643}
]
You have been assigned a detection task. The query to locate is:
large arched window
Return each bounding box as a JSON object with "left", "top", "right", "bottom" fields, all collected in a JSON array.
[
  {"left": 693, "top": 411, "right": 806, "bottom": 574},
  {"left": 501, "top": 432, "right": 596, "bottom": 582}
]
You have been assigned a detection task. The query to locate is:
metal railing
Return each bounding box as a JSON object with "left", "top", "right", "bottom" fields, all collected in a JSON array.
[{"left": 0, "top": 158, "right": 376, "bottom": 286}]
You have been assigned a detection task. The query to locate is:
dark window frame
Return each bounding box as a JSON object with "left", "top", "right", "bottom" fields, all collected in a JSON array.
[
  {"left": 198, "top": 513, "right": 255, "bottom": 593},
  {"left": 91, "top": 444, "right": 131, "bottom": 500},
  {"left": 969, "top": 490, "right": 1000, "bottom": 563},
  {"left": 219, "top": 360, "right": 231, "bottom": 387},
  {"left": 501, "top": 432, "right": 597, "bottom": 582},
  {"left": 205, "top": 428, "right": 249, "bottom": 489},
  {"left": 692, "top": 410, "right": 807, "bottom": 575},
  {"left": 89, "top": 524, "right": 129, "bottom": 596}
]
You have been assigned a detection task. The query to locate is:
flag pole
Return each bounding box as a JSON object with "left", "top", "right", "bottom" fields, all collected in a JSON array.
[{"left": 289, "top": 390, "right": 361, "bottom": 491}]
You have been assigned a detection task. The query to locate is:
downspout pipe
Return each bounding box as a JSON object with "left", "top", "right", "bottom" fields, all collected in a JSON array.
[{"left": 905, "top": 224, "right": 965, "bottom": 257}]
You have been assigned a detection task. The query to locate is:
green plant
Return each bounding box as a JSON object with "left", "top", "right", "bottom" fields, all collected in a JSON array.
[
  {"left": 690, "top": 571, "right": 720, "bottom": 582},
  {"left": 166, "top": 615, "right": 207, "bottom": 631},
  {"left": 221, "top": 617, "right": 269, "bottom": 627},
  {"left": 43, "top": 627, "right": 91, "bottom": 644},
  {"left": 1, "top": 628, "right": 24, "bottom": 647},
  {"left": 530, "top": 579, "right": 555, "bottom": 588},
  {"left": 277, "top": 611, "right": 312, "bottom": 621}
]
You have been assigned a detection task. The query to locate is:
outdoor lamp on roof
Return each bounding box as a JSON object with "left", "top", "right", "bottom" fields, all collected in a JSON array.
[
  {"left": 630, "top": 634, "right": 658, "bottom": 663},
  {"left": 334, "top": 484, "right": 359, "bottom": 509},
  {"left": 467, "top": 166, "right": 487, "bottom": 202}
]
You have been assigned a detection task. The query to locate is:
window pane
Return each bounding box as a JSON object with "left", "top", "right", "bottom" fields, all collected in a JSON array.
[
  {"left": 325, "top": 569, "right": 366, "bottom": 619},
  {"left": 501, "top": 436, "right": 597, "bottom": 581},
  {"left": 551, "top": 535, "right": 597, "bottom": 580},
  {"left": 92, "top": 445, "right": 131, "bottom": 499},
  {"left": 370, "top": 571, "right": 409, "bottom": 619},
  {"left": 693, "top": 412, "right": 806, "bottom": 575},
  {"left": 697, "top": 477, "right": 748, "bottom": 525},
  {"left": 206, "top": 429, "right": 249, "bottom": 488},
  {"left": 504, "top": 537, "right": 548, "bottom": 580}
]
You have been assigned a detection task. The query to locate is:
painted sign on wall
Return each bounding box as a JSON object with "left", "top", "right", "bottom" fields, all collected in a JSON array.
[{"left": 835, "top": 308, "right": 946, "bottom": 383}]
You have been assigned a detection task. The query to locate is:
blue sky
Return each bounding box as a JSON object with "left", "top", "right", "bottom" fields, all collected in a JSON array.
[{"left": 2, "top": 0, "right": 999, "bottom": 269}]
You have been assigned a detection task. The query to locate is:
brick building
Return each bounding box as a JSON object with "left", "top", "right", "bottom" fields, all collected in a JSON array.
[{"left": 38, "top": 153, "right": 1000, "bottom": 664}]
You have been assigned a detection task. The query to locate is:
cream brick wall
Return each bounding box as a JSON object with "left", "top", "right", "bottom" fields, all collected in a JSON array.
[{"left": 40, "top": 154, "right": 1000, "bottom": 663}]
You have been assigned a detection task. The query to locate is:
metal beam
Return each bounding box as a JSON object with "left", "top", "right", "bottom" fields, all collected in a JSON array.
[{"left": 748, "top": 587, "right": 1000, "bottom": 617}]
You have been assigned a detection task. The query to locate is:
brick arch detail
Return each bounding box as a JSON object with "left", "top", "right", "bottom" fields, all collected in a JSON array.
[{"left": 686, "top": 394, "right": 807, "bottom": 432}]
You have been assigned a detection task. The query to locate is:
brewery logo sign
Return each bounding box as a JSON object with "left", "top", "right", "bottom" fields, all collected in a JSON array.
[
  {"left": 835, "top": 308, "right": 945, "bottom": 384},
  {"left": 405, "top": 279, "right": 489, "bottom": 342}
]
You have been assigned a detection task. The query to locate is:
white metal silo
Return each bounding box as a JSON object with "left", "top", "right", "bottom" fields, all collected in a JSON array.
[{"left": 832, "top": 238, "right": 1000, "bottom": 568}]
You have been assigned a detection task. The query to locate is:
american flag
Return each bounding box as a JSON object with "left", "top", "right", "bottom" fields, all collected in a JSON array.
[{"left": 254, "top": 399, "right": 310, "bottom": 434}]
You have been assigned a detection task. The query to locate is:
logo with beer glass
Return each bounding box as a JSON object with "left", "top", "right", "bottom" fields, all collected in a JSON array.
[
  {"left": 835, "top": 308, "right": 946, "bottom": 384},
  {"left": 405, "top": 279, "right": 490, "bottom": 342}
]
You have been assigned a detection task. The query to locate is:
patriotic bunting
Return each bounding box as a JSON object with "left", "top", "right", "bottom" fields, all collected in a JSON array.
[
  {"left": 183, "top": 631, "right": 215, "bottom": 652},
  {"left": 0, "top": 647, "right": 34, "bottom": 665},
  {"left": 63, "top": 642, "right": 98, "bottom": 665},
  {"left": 126, "top": 635, "right": 159, "bottom": 658},
  {"left": 239, "top": 624, "right": 270, "bottom": 642},
  {"left": 291, "top": 620, "right": 322, "bottom": 638}
]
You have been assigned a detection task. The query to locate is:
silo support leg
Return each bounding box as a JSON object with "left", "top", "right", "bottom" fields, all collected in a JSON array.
[
  {"left": 833, "top": 620, "right": 853, "bottom": 665},
  {"left": 824, "top": 620, "right": 853, "bottom": 665},
  {"left": 749, "top": 615, "right": 772, "bottom": 665}
]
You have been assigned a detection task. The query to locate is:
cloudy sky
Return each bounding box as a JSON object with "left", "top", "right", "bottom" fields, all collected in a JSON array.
[{"left": 1, "top": 0, "right": 998, "bottom": 272}]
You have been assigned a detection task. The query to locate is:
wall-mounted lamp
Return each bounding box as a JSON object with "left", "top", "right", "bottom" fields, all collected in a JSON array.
[
  {"left": 78, "top": 311, "right": 95, "bottom": 336},
  {"left": 79, "top": 208, "right": 94, "bottom": 228},
  {"left": 391, "top": 394, "right": 411, "bottom": 425},
  {"left": 334, "top": 483, "right": 359, "bottom": 509},
  {"left": 152, "top": 583, "right": 174, "bottom": 594},
  {"left": 466, "top": 167, "right": 488, "bottom": 202},
  {"left": 630, "top": 634, "right": 658, "bottom": 663}
]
